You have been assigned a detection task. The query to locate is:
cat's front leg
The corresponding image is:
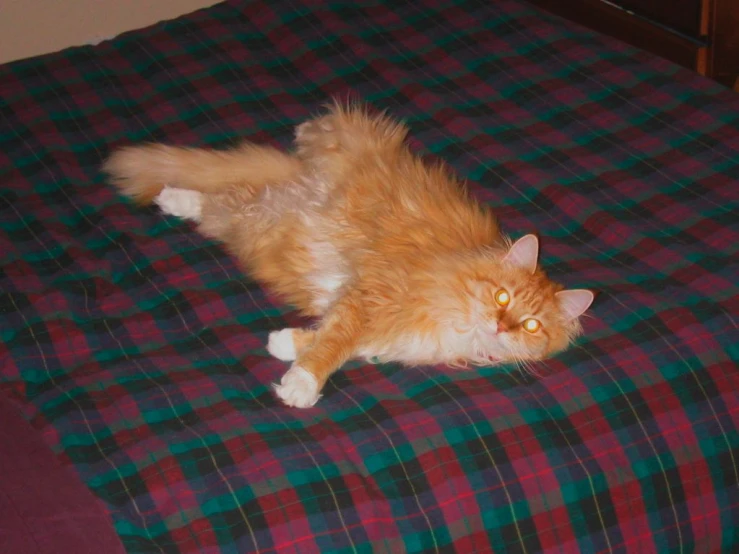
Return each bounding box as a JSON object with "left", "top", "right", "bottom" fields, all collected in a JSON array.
[
  {"left": 267, "top": 328, "right": 315, "bottom": 361},
  {"left": 272, "top": 293, "right": 363, "bottom": 408}
]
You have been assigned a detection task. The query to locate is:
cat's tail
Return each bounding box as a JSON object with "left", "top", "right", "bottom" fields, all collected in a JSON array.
[{"left": 103, "top": 143, "right": 303, "bottom": 205}]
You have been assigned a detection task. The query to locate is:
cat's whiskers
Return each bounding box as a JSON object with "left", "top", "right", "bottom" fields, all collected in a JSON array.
[{"left": 508, "top": 348, "right": 542, "bottom": 378}]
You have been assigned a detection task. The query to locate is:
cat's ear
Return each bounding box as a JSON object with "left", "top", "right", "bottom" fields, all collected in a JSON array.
[
  {"left": 503, "top": 234, "right": 539, "bottom": 274},
  {"left": 556, "top": 289, "right": 594, "bottom": 321}
]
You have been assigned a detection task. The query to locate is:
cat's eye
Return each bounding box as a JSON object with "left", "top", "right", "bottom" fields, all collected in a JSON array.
[
  {"left": 523, "top": 318, "right": 541, "bottom": 333},
  {"left": 494, "top": 289, "right": 510, "bottom": 307}
]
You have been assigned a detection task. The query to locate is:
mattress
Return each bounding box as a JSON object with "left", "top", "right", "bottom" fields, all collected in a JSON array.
[{"left": 1, "top": 0, "right": 738, "bottom": 552}]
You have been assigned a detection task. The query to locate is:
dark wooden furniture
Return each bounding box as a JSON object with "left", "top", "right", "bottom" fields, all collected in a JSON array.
[{"left": 527, "top": 0, "right": 739, "bottom": 89}]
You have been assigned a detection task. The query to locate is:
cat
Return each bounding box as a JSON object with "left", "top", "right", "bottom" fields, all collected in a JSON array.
[{"left": 103, "top": 102, "right": 594, "bottom": 408}]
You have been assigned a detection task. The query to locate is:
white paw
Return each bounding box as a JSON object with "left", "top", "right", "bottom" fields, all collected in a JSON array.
[
  {"left": 272, "top": 365, "right": 321, "bottom": 408},
  {"left": 154, "top": 187, "right": 203, "bottom": 222},
  {"left": 267, "top": 329, "right": 297, "bottom": 361}
]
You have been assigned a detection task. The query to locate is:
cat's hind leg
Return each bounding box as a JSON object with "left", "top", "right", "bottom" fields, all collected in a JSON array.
[
  {"left": 295, "top": 101, "right": 408, "bottom": 164},
  {"left": 154, "top": 187, "right": 203, "bottom": 222}
]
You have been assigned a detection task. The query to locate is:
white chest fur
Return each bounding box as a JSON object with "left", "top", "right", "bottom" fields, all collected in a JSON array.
[{"left": 358, "top": 325, "right": 507, "bottom": 367}]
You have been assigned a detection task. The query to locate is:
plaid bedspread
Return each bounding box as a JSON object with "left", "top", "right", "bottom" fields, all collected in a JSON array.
[{"left": 1, "top": 0, "right": 738, "bottom": 552}]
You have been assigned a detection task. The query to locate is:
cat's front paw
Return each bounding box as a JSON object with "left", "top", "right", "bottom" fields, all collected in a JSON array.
[
  {"left": 273, "top": 365, "right": 321, "bottom": 408},
  {"left": 267, "top": 329, "right": 297, "bottom": 361}
]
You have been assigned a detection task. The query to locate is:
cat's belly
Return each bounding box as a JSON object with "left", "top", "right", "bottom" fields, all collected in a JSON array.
[{"left": 303, "top": 238, "right": 349, "bottom": 313}]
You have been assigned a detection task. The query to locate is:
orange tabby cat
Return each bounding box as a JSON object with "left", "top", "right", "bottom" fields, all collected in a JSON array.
[{"left": 104, "top": 102, "right": 593, "bottom": 408}]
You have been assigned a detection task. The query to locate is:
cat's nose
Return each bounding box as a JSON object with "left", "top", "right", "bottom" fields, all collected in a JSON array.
[{"left": 496, "top": 322, "right": 508, "bottom": 334}]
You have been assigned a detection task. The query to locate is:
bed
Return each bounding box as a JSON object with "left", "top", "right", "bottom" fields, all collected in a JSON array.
[{"left": 1, "top": 0, "right": 737, "bottom": 552}]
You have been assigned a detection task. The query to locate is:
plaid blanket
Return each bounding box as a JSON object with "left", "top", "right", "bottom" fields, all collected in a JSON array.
[{"left": 1, "top": 0, "right": 738, "bottom": 552}]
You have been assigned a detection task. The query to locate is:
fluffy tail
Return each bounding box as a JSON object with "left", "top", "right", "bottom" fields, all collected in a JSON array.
[{"left": 103, "top": 142, "right": 303, "bottom": 205}]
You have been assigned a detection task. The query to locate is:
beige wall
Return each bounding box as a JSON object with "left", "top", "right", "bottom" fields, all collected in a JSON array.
[{"left": 0, "top": 0, "right": 220, "bottom": 64}]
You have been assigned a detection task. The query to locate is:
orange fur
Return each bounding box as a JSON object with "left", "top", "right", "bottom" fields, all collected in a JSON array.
[
  {"left": 104, "top": 102, "right": 593, "bottom": 408},
  {"left": 103, "top": 142, "right": 303, "bottom": 205}
]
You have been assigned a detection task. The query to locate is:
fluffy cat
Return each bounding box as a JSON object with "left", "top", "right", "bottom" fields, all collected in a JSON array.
[{"left": 103, "top": 102, "right": 594, "bottom": 408}]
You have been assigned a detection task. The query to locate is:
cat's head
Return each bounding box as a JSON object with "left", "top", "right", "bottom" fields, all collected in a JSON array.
[{"left": 433, "top": 235, "right": 593, "bottom": 370}]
